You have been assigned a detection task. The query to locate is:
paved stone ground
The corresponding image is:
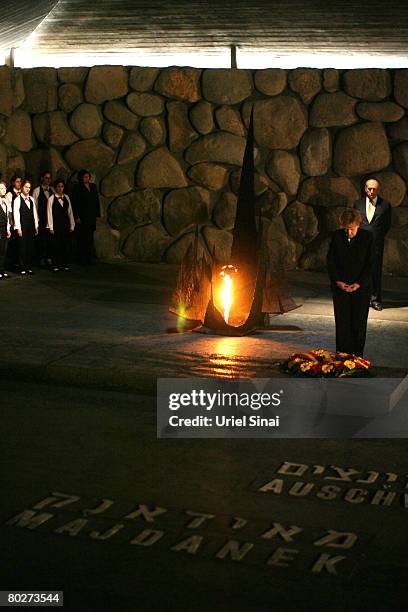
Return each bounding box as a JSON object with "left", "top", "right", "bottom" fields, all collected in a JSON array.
[
  {"left": 1, "top": 263, "right": 408, "bottom": 611},
  {"left": 0, "top": 263, "right": 407, "bottom": 390}
]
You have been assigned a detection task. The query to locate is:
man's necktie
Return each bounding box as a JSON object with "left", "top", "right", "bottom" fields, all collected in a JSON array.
[{"left": 367, "top": 199, "right": 376, "bottom": 223}]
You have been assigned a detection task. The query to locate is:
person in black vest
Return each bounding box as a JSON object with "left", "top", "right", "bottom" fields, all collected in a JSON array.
[
  {"left": 353, "top": 177, "right": 391, "bottom": 311},
  {"left": 47, "top": 178, "right": 75, "bottom": 272},
  {"left": 5, "top": 174, "right": 22, "bottom": 206},
  {"left": 327, "top": 208, "right": 373, "bottom": 357},
  {"left": 5, "top": 174, "right": 22, "bottom": 271},
  {"left": 32, "top": 170, "right": 53, "bottom": 266},
  {"left": 0, "top": 180, "right": 11, "bottom": 279},
  {"left": 71, "top": 169, "right": 100, "bottom": 265},
  {"left": 13, "top": 179, "right": 39, "bottom": 275}
]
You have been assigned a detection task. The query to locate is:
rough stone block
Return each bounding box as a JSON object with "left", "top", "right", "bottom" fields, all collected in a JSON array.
[
  {"left": 323, "top": 68, "right": 339, "bottom": 92},
  {"left": 266, "top": 150, "right": 301, "bottom": 195},
  {"left": 129, "top": 67, "right": 160, "bottom": 92},
  {"left": 215, "top": 106, "right": 245, "bottom": 136},
  {"left": 5, "top": 110, "right": 33, "bottom": 151},
  {"left": 202, "top": 225, "right": 232, "bottom": 263},
  {"left": 85, "top": 66, "right": 128, "bottom": 104},
  {"left": 58, "top": 67, "right": 89, "bottom": 83},
  {"left": 190, "top": 101, "right": 214, "bottom": 135},
  {"left": 213, "top": 192, "right": 237, "bottom": 230},
  {"left": 140, "top": 116, "right": 166, "bottom": 146},
  {"left": 333, "top": 122, "right": 391, "bottom": 176},
  {"left": 343, "top": 69, "right": 391, "bottom": 101},
  {"left": 117, "top": 132, "right": 146, "bottom": 164},
  {"left": 288, "top": 68, "right": 321, "bottom": 103},
  {"left": 33, "top": 111, "right": 78, "bottom": 146},
  {"left": 247, "top": 96, "right": 307, "bottom": 149},
  {"left": 100, "top": 166, "right": 134, "bottom": 198},
  {"left": 0, "top": 66, "right": 14, "bottom": 116},
  {"left": 283, "top": 200, "right": 319, "bottom": 244},
  {"left": 102, "top": 123, "right": 124, "bottom": 149},
  {"left": 58, "top": 83, "right": 83, "bottom": 113},
  {"left": 309, "top": 92, "right": 357, "bottom": 127},
  {"left": 185, "top": 132, "right": 259, "bottom": 166},
  {"left": 299, "top": 176, "right": 359, "bottom": 208},
  {"left": 188, "top": 163, "right": 229, "bottom": 191},
  {"left": 122, "top": 223, "right": 171, "bottom": 261},
  {"left": 163, "top": 186, "right": 212, "bottom": 235},
  {"left": 254, "top": 69, "right": 286, "bottom": 96},
  {"left": 168, "top": 100, "right": 198, "bottom": 152},
  {"left": 137, "top": 147, "right": 187, "bottom": 188},
  {"left": 108, "top": 189, "right": 162, "bottom": 229},
  {"left": 356, "top": 102, "right": 404, "bottom": 123},
  {"left": 202, "top": 69, "right": 253, "bottom": 104},
  {"left": 127, "top": 92, "right": 164, "bottom": 116},
  {"left": 70, "top": 103, "right": 103, "bottom": 139},
  {"left": 64, "top": 139, "right": 115, "bottom": 172},
  {"left": 155, "top": 67, "right": 201, "bottom": 102},
  {"left": 300, "top": 128, "right": 331, "bottom": 176},
  {"left": 23, "top": 68, "right": 58, "bottom": 113},
  {"left": 103, "top": 100, "right": 139, "bottom": 130},
  {"left": 394, "top": 70, "right": 408, "bottom": 109}
]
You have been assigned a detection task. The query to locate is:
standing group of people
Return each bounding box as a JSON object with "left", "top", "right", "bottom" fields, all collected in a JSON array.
[
  {"left": 327, "top": 177, "right": 392, "bottom": 357},
  {"left": 0, "top": 169, "right": 100, "bottom": 278}
]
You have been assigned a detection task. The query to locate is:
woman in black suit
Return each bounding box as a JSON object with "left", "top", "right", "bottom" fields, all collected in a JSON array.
[
  {"left": 71, "top": 169, "right": 100, "bottom": 264},
  {"left": 327, "top": 208, "right": 373, "bottom": 357}
]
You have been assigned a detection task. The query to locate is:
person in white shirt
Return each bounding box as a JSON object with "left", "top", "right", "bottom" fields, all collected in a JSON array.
[
  {"left": 13, "top": 179, "right": 39, "bottom": 275},
  {"left": 5, "top": 174, "right": 22, "bottom": 206},
  {"left": 47, "top": 178, "right": 75, "bottom": 272},
  {"left": 0, "top": 180, "right": 11, "bottom": 279},
  {"left": 32, "top": 170, "right": 53, "bottom": 266},
  {"left": 5, "top": 174, "right": 22, "bottom": 270}
]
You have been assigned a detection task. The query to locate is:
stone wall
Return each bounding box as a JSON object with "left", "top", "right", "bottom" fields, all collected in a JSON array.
[{"left": 0, "top": 64, "right": 407, "bottom": 275}]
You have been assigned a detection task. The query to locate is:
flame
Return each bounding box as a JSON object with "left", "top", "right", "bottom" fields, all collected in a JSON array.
[{"left": 219, "top": 265, "right": 237, "bottom": 324}]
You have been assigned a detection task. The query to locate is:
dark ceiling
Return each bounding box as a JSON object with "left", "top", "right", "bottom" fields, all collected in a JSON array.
[{"left": 1, "top": 0, "right": 408, "bottom": 65}]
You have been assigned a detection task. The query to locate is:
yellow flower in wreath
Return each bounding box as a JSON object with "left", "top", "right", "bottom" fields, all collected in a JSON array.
[
  {"left": 344, "top": 360, "right": 356, "bottom": 370},
  {"left": 300, "top": 361, "right": 313, "bottom": 372},
  {"left": 322, "top": 364, "right": 334, "bottom": 374}
]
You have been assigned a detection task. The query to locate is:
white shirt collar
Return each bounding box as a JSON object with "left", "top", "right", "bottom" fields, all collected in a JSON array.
[{"left": 366, "top": 195, "right": 378, "bottom": 206}]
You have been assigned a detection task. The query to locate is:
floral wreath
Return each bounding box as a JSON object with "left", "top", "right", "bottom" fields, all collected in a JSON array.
[{"left": 281, "top": 349, "right": 373, "bottom": 378}]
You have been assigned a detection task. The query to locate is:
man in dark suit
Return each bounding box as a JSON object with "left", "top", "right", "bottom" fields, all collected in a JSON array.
[
  {"left": 327, "top": 208, "right": 373, "bottom": 356},
  {"left": 354, "top": 177, "right": 391, "bottom": 311}
]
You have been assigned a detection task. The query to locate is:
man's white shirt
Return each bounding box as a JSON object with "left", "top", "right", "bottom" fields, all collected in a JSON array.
[{"left": 366, "top": 195, "right": 378, "bottom": 224}]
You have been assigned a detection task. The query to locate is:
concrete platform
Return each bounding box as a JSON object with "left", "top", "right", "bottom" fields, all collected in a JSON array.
[{"left": 0, "top": 263, "right": 407, "bottom": 393}]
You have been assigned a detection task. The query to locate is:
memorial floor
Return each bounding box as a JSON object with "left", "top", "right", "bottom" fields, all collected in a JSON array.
[{"left": 1, "top": 263, "right": 408, "bottom": 611}]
